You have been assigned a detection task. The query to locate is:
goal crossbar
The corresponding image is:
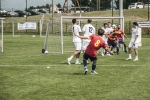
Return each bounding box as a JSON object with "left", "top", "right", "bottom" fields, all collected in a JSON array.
[{"left": 60, "top": 16, "right": 124, "bottom": 54}]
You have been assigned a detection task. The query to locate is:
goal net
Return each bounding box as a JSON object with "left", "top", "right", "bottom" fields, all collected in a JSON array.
[
  {"left": 44, "top": 16, "right": 124, "bottom": 54},
  {"left": 0, "top": 18, "right": 4, "bottom": 53}
]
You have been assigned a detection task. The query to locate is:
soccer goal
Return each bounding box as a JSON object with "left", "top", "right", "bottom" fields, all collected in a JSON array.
[
  {"left": 0, "top": 18, "right": 5, "bottom": 53},
  {"left": 60, "top": 16, "right": 124, "bottom": 54},
  {"left": 44, "top": 16, "right": 124, "bottom": 54}
]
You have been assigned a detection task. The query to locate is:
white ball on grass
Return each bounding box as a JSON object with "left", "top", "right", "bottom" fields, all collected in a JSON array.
[{"left": 44, "top": 50, "right": 48, "bottom": 54}]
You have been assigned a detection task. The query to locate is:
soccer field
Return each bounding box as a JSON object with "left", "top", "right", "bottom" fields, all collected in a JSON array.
[{"left": 0, "top": 35, "right": 150, "bottom": 100}]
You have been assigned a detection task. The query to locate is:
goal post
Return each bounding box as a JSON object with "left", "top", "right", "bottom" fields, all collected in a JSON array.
[
  {"left": 0, "top": 18, "right": 5, "bottom": 53},
  {"left": 60, "top": 16, "right": 124, "bottom": 54}
]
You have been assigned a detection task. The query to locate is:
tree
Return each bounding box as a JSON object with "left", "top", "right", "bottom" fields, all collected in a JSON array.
[{"left": 57, "top": 3, "right": 62, "bottom": 8}]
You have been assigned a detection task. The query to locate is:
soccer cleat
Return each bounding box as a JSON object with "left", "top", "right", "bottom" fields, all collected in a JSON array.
[
  {"left": 126, "top": 58, "right": 132, "bottom": 60},
  {"left": 67, "top": 58, "right": 71, "bottom": 65},
  {"left": 91, "top": 71, "right": 98, "bottom": 74},
  {"left": 84, "top": 68, "right": 88, "bottom": 75},
  {"left": 75, "top": 62, "right": 81, "bottom": 65},
  {"left": 133, "top": 59, "right": 138, "bottom": 61}
]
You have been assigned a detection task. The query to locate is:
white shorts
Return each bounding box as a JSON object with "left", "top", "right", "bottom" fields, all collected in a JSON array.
[
  {"left": 82, "top": 41, "right": 90, "bottom": 51},
  {"left": 128, "top": 42, "right": 139, "bottom": 49},
  {"left": 74, "top": 42, "right": 82, "bottom": 50}
]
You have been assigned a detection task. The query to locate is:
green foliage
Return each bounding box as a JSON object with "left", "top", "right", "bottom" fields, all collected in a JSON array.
[{"left": 0, "top": 35, "right": 150, "bottom": 100}]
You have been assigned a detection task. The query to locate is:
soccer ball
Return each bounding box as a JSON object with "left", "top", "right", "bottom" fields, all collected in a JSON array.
[
  {"left": 44, "top": 50, "right": 48, "bottom": 54},
  {"left": 112, "top": 24, "right": 117, "bottom": 29}
]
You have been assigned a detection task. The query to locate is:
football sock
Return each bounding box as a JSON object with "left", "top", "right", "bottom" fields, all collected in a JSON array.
[
  {"left": 76, "top": 58, "right": 79, "bottom": 63},
  {"left": 92, "top": 64, "right": 96, "bottom": 71},
  {"left": 69, "top": 55, "right": 73, "bottom": 61},
  {"left": 129, "top": 54, "right": 132, "bottom": 58},
  {"left": 135, "top": 56, "right": 138, "bottom": 59},
  {"left": 117, "top": 48, "right": 119, "bottom": 54},
  {"left": 83, "top": 59, "right": 87, "bottom": 68}
]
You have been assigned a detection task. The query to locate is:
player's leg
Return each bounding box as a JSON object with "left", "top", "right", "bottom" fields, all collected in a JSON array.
[
  {"left": 126, "top": 42, "right": 132, "bottom": 60},
  {"left": 90, "top": 57, "right": 98, "bottom": 74},
  {"left": 82, "top": 41, "right": 90, "bottom": 63},
  {"left": 68, "top": 42, "right": 81, "bottom": 65},
  {"left": 75, "top": 52, "right": 81, "bottom": 64},
  {"left": 133, "top": 43, "right": 139, "bottom": 61},
  {"left": 113, "top": 41, "right": 119, "bottom": 55},
  {"left": 83, "top": 53, "right": 89, "bottom": 74}
]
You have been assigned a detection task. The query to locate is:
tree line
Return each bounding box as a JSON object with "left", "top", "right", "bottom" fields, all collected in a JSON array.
[{"left": 27, "top": 0, "right": 149, "bottom": 11}]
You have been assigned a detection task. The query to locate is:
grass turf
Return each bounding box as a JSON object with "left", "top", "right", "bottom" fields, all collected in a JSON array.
[{"left": 0, "top": 35, "right": 150, "bottom": 100}]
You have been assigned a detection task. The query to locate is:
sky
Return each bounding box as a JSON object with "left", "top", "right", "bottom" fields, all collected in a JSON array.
[{"left": 2, "top": 0, "right": 72, "bottom": 11}]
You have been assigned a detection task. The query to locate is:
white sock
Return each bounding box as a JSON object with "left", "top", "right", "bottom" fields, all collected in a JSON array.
[
  {"left": 135, "top": 56, "right": 138, "bottom": 59},
  {"left": 76, "top": 58, "right": 79, "bottom": 63},
  {"left": 69, "top": 55, "right": 74, "bottom": 61},
  {"left": 129, "top": 54, "right": 132, "bottom": 58}
]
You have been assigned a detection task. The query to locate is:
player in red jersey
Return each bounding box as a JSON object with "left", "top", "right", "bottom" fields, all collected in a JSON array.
[
  {"left": 113, "top": 24, "right": 128, "bottom": 53},
  {"left": 107, "top": 33, "right": 119, "bottom": 55},
  {"left": 75, "top": 29, "right": 113, "bottom": 75}
]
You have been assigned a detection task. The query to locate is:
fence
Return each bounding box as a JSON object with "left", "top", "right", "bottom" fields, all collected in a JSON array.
[{"left": 2, "top": 20, "right": 150, "bottom": 37}]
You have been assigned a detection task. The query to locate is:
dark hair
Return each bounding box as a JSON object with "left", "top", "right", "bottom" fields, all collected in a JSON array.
[
  {"left": 133, "top": 22, "right": 138, "bottom": 26},
  {"left": 72, "top": 19, "right": 76, "bottom": 24},
  {"left": 104, "top": 23, "right": 107, "bottom": 26},
  {"left": 87, "top": 19, "right": 92, "bottom": 23},
  {"left": 98, "top": 29, "right": 104, "bottom": 36}
]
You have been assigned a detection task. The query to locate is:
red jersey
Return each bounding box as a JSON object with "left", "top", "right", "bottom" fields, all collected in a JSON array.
[
  {"left": 113, "top": 29, "right": 124, "bottom": 40},
  {"left": 107, "top": 34, "right": 117, "bottom": 43},
  {"left": 85, "top": 35, "right": 107, "bottom": 57}
]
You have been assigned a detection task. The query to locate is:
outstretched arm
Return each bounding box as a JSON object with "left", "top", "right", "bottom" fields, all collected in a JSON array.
[
  {"left": 74, "top": 33, "right": 89, "bottom": 39},
  {"left": 104, "top": 46, "right": 114, "bottom": 55}
]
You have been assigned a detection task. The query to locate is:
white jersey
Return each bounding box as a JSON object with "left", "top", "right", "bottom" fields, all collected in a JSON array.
[
  {"left": 130, "top": 27, "right": 140, "bottom": 43},
  {"left": 82, "top": 24, "right": 95, "bottom": 42},
  {"left": 101, "top": 27, "right": 109, "bottom": 44},
  {"left": 107, "top": 27, "right": 114, "bottom": 33},
  {"left": 72, "top": 24, "right": 82, "bottom": 42}
]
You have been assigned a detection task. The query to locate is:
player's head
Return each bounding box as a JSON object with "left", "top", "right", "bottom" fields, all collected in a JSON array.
[
  {"left": 87, "top": 19, "right": 92, "bottom": 23},
  {"left": 117, "top": 24, "right": 121, "bottom": 29},
  {"left": 98, "top": 29, "right": 104, "bottom": 36},
  {"left": 104, "top": 23, "right": 107, "bottom": 27},
  {"left": 112, "top": 33, "right": 116, "bottom": 37},
  {"left": 107, "top": 22, "right": 112, "bottom": 27},
  {"left": 133, "top": 22, "right": 138, "bottom": 27},
  {"left": 72, "top": 18, "right": 77, "bottom": 24}
]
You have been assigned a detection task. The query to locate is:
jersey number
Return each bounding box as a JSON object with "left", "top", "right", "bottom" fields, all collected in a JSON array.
[
  {"left": 89, "top": 27, "right": 93, "bottom": 33},
  {"left": 94, "top": 40, "right": 100, "bottom": 47}
]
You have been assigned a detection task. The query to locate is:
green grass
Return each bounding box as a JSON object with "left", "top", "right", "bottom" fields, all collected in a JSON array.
[{"left": 0, "top": 35, "right": 150, "bottom": 100}]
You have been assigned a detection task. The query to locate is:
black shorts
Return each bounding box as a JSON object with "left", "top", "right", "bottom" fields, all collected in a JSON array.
[{"left": 83, "top": 53, "right": 97, "bottom": 62}]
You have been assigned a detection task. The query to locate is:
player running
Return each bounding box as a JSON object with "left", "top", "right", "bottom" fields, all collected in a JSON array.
[
  {"left": 67, "top": 18, "right": 82, "bottom": 65},
  {"left": 75, "top": 29, "right": 114, "bottom": 75}
]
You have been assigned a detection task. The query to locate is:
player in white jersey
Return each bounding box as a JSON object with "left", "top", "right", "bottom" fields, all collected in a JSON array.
[
  {"left": 82, "top": 19, "right": 95, "bottom": 63},
  {"left": 126, "top": 22, "right": 140, "bottom": 61},
  {"left": 68, "top": 18, "right": 82, "bottom": 65},
  {"left": 107, "top": 22, "right": 114, "bottom": 34},
  {"left": 101, "top": 23, "right": 109, "bottom": 56},
  {"left": 82, "top": 19, "right": 95, "bottom": 52}
]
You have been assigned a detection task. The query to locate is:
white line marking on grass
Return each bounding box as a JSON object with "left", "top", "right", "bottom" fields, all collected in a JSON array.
[{"left": 0, "top": 64, "right": 148, "bottom": 67}]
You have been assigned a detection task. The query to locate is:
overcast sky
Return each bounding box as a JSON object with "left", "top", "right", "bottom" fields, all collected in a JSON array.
[{"left": 2, "top": 0, "right": 72, "bottom": 11}]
